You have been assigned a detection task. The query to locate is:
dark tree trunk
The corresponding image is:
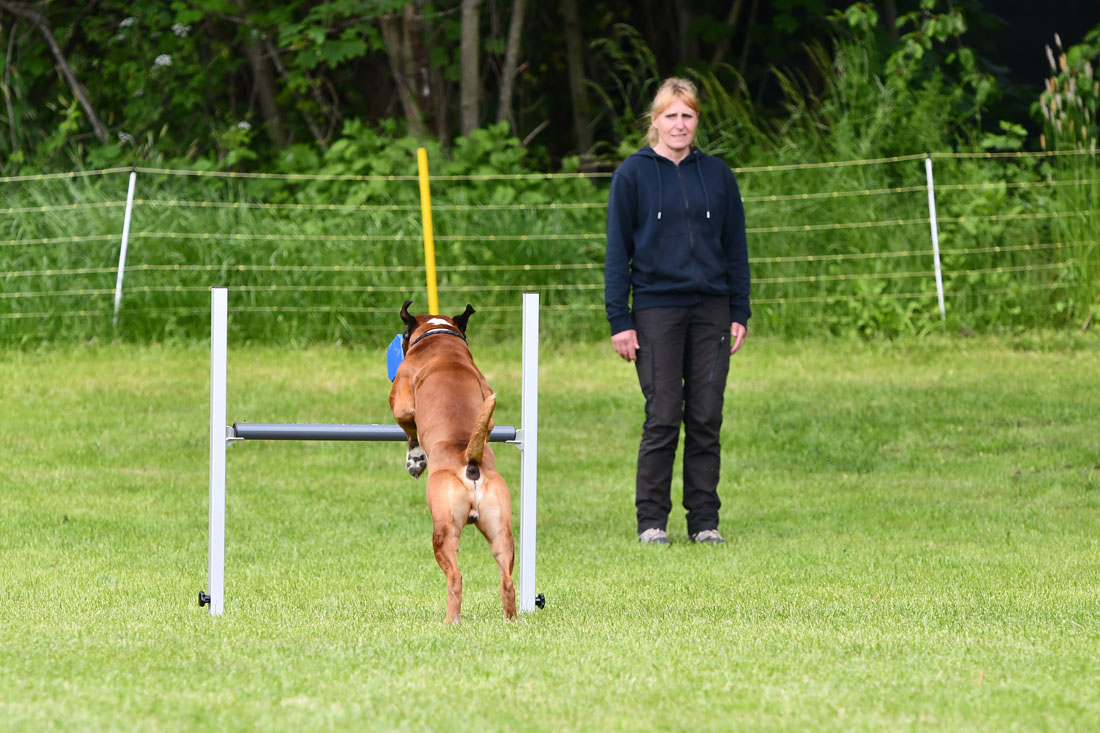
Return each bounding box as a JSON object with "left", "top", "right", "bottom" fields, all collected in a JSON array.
[
  {"left": 380, "top": 10, "right": 427, "bottom": 138},
  {"left": 244, "top": 35, "right": 287, "bottom": 147},
  {"left": 738, "top": 0, "right": 760, "bottom": 78},
  {"left": 676, "top": 1, "right": 698, "bottom": 65},
  {"left": 404, "top": 3, "right": 435, "bottom": 133},
  {"left": 710, "top": 0, "right": 746, "bottom": 68},
  {"left": 881, "top": 0, "right": 899, "bottom": 41},
  {"left": 460, "top": 0, "right": 481, "bottom": 135},
  {"left": 2, "top": 19, "right": 19, "bottom": 155},
  {"left": 560, "top": 0, "right": 591, "bottom": 154},
  {"left": 496, "top": 0, "right": 526, "bottom": 131}
]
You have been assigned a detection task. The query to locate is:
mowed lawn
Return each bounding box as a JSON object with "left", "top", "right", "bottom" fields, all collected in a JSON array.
[{"left": 1, "top": 333, "right": 1099, "bottom": 731}]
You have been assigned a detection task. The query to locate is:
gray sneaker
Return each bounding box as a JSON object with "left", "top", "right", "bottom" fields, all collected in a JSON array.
[
  {"left": 638, "top": 528, "right": 672, "bottom": 545},
  {"left": 690, "top": 529, "right": 728, "bottom": 545}
]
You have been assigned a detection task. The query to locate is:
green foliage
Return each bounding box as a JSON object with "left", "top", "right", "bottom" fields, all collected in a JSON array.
[
  {"left": 586, "top": 24, "right": 662, "bottom": 159},
  {"left": 980, "top": 121, "right": 1028, "bottom": 152},
  {"left": 829, "top": 1, "right": 998, "bottom": 144},
  {"left": 891, "top": 1, "right": 998, "bottom": 128},
  {"left": 0, "top": 0, "right": 1092, "bottom": 180},
  {"left": 277, "top": 1, "right": 388, "bottom": 70},
  {"left": 0, "top": 0, "right": 407, "bottom": 175}
]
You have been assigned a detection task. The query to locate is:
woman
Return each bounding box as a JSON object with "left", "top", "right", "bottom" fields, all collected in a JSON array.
[{"left": 604, "top": 77, "right": 750, "bottom": 546}]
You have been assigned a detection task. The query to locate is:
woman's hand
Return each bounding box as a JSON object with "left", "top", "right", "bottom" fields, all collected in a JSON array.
[
  {"left": 611, "top": 329, "right": 640, "bottom": 362},
  {"left": 730, "top": 322, "right": 747, "bottom": 354}
]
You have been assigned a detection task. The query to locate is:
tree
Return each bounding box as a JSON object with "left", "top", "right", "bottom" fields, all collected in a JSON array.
[
  {"left": 0, "top": 0, "right": 108, "bottom": 145},
  {"left": 2, "top": 0, "right": 1096, "bottom": 172},
  {"left": 560, "top": 0, "right": 591, "bottom": 154},
  {"left": 709, "top": 0, "right": 747, "bottom": 68},
  {"left": 1, "top": 18, "right": 19, "bottom": 157},
  {"left": 460, "top": 0, "right": 481, "bottom": 135},
  {"left": 496, "top": 0, "right": 526, "bottom": 131},
  {"left": 238, "top": 14, "right": 288, "bottom": 146},
  {"left": 380, "top": 7, "right": 428, "bottom": 139}
]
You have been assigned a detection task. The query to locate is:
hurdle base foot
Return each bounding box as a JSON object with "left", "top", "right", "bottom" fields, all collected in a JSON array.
[{"left": 199, "top": 591, "right": 211, "bottom": 607}]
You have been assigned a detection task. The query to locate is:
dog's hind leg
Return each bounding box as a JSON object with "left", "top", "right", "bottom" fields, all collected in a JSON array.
[
  {"left": 429, "top": 475, "right": 466, "bottom": 624},
  {"left": 475, "top": 479, "right": 517, "bottom": 620},
  {"left": 432, "top": 524, "right": 463, "bottom": 624},
  {"left": 491, "top": 529, "right": 517, "bottom": 620}
]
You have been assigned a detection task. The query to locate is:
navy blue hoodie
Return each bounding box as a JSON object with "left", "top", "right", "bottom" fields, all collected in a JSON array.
[{"left": 604, "top": 146, "right": 750, "bottom": 335}]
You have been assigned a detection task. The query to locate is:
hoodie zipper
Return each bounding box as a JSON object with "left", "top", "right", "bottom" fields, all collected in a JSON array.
[{"left": 674, "top": 161, "right": 702, "bottom": 288}]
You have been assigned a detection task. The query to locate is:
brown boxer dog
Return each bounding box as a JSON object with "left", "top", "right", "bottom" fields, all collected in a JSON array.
[{"left": 389, "top": 300, "right": 517, "bottom": 624}]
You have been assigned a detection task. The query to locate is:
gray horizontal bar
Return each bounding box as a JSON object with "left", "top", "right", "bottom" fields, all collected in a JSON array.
[{"left": 231, "top": 423, "right": 518, "bottom": 442}]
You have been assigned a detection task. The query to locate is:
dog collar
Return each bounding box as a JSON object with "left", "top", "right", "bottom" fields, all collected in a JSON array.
[{"left": 409, "top": 328, "right": 467, "bottom": 347}]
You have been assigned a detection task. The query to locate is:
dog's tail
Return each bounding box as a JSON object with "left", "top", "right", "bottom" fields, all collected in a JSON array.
[{"left": 463, "top": 393, "right": 496, "bottom": 481}]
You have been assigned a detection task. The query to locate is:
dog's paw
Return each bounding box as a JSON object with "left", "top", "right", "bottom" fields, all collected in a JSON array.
[{"left": 406, "top": 447, "right": 427, "bottom": 478}]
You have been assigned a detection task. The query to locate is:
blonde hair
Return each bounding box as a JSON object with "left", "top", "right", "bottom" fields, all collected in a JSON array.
[{"left": 646, "top": 77, "right": 700, "bottom": 147}]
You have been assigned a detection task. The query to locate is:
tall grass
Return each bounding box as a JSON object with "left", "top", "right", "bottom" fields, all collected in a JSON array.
[
  {"left": 0, "top": 170, "right": 608, "bottom": 345},
  {"left": 2, "top": 149, "right": 1096, "bottom": 347}
]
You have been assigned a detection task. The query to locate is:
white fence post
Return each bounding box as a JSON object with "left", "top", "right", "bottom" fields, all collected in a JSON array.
[
  {"left": 112, "top": 168, "right": 138, "bottom": 328},
  {"left": 207, "top": 287, "right": 227, "bottom": 615},
  {"left": 518, "top": 292, "right": 540, "bottom": 613},
  {"left": 924, "top": 156, "right": 947, "bottom": 322}
]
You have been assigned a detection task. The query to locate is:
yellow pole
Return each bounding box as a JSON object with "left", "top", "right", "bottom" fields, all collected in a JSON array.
[{"left": 416, "top": 147, "right": 440, "bottom": 315}]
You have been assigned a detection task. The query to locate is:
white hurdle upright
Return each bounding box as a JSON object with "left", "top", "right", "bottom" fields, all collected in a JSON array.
[
  {"left": 207, "top": 287, "right": 227, "bottom": 616},
  {"left": 518, "top": 291, "right": 539, "bottom": 613},
  {"left": 201, "top": 288, "right": 542, "bottom": 616}
]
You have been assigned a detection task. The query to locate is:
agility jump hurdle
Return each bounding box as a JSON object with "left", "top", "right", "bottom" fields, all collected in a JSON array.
[{"left": 201, "top": 288, "right": 541, "bottom": 616}]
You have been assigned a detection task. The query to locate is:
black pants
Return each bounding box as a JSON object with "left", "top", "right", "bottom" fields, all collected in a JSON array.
[{"left": 633, "top": 297, "right": 731, "bottom": 535}]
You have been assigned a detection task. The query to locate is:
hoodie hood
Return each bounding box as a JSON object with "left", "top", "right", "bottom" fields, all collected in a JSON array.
[{"left": 632, "top": 146, "right": 712, "bottom": 222}]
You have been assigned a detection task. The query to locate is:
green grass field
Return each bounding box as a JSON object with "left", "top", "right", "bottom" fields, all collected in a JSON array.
[{"left": 2, "top": 333, "right": 1099, "bottom": 730}]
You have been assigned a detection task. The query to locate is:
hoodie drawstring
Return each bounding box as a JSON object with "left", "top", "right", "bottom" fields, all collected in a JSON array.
[
  {"left": 694, "top": 155, "right": 712, "bottom": 219},
  {"left": 651, "top": 157, "right": 663, "bottom": 220}
]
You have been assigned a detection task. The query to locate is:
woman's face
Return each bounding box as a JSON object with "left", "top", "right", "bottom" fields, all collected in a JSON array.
[{"left": 651, "top": 99, "right": 697, "bottom": 156}]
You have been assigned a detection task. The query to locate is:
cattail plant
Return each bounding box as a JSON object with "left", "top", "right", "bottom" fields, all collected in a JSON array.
[
  {"left": 1034, "top": 31, "right": 1099, "bottom": 333},
  {"left": 1036, "top": 33, "right": 1099, "bottom": 152}
]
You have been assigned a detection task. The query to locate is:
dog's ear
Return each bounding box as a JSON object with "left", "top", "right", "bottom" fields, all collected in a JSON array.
[
  {"left": 400, "top": 300, "right": 417, "bottom": 346},
  {"left": 453, "top": 304, "right": 475, "bottom": 334}
]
